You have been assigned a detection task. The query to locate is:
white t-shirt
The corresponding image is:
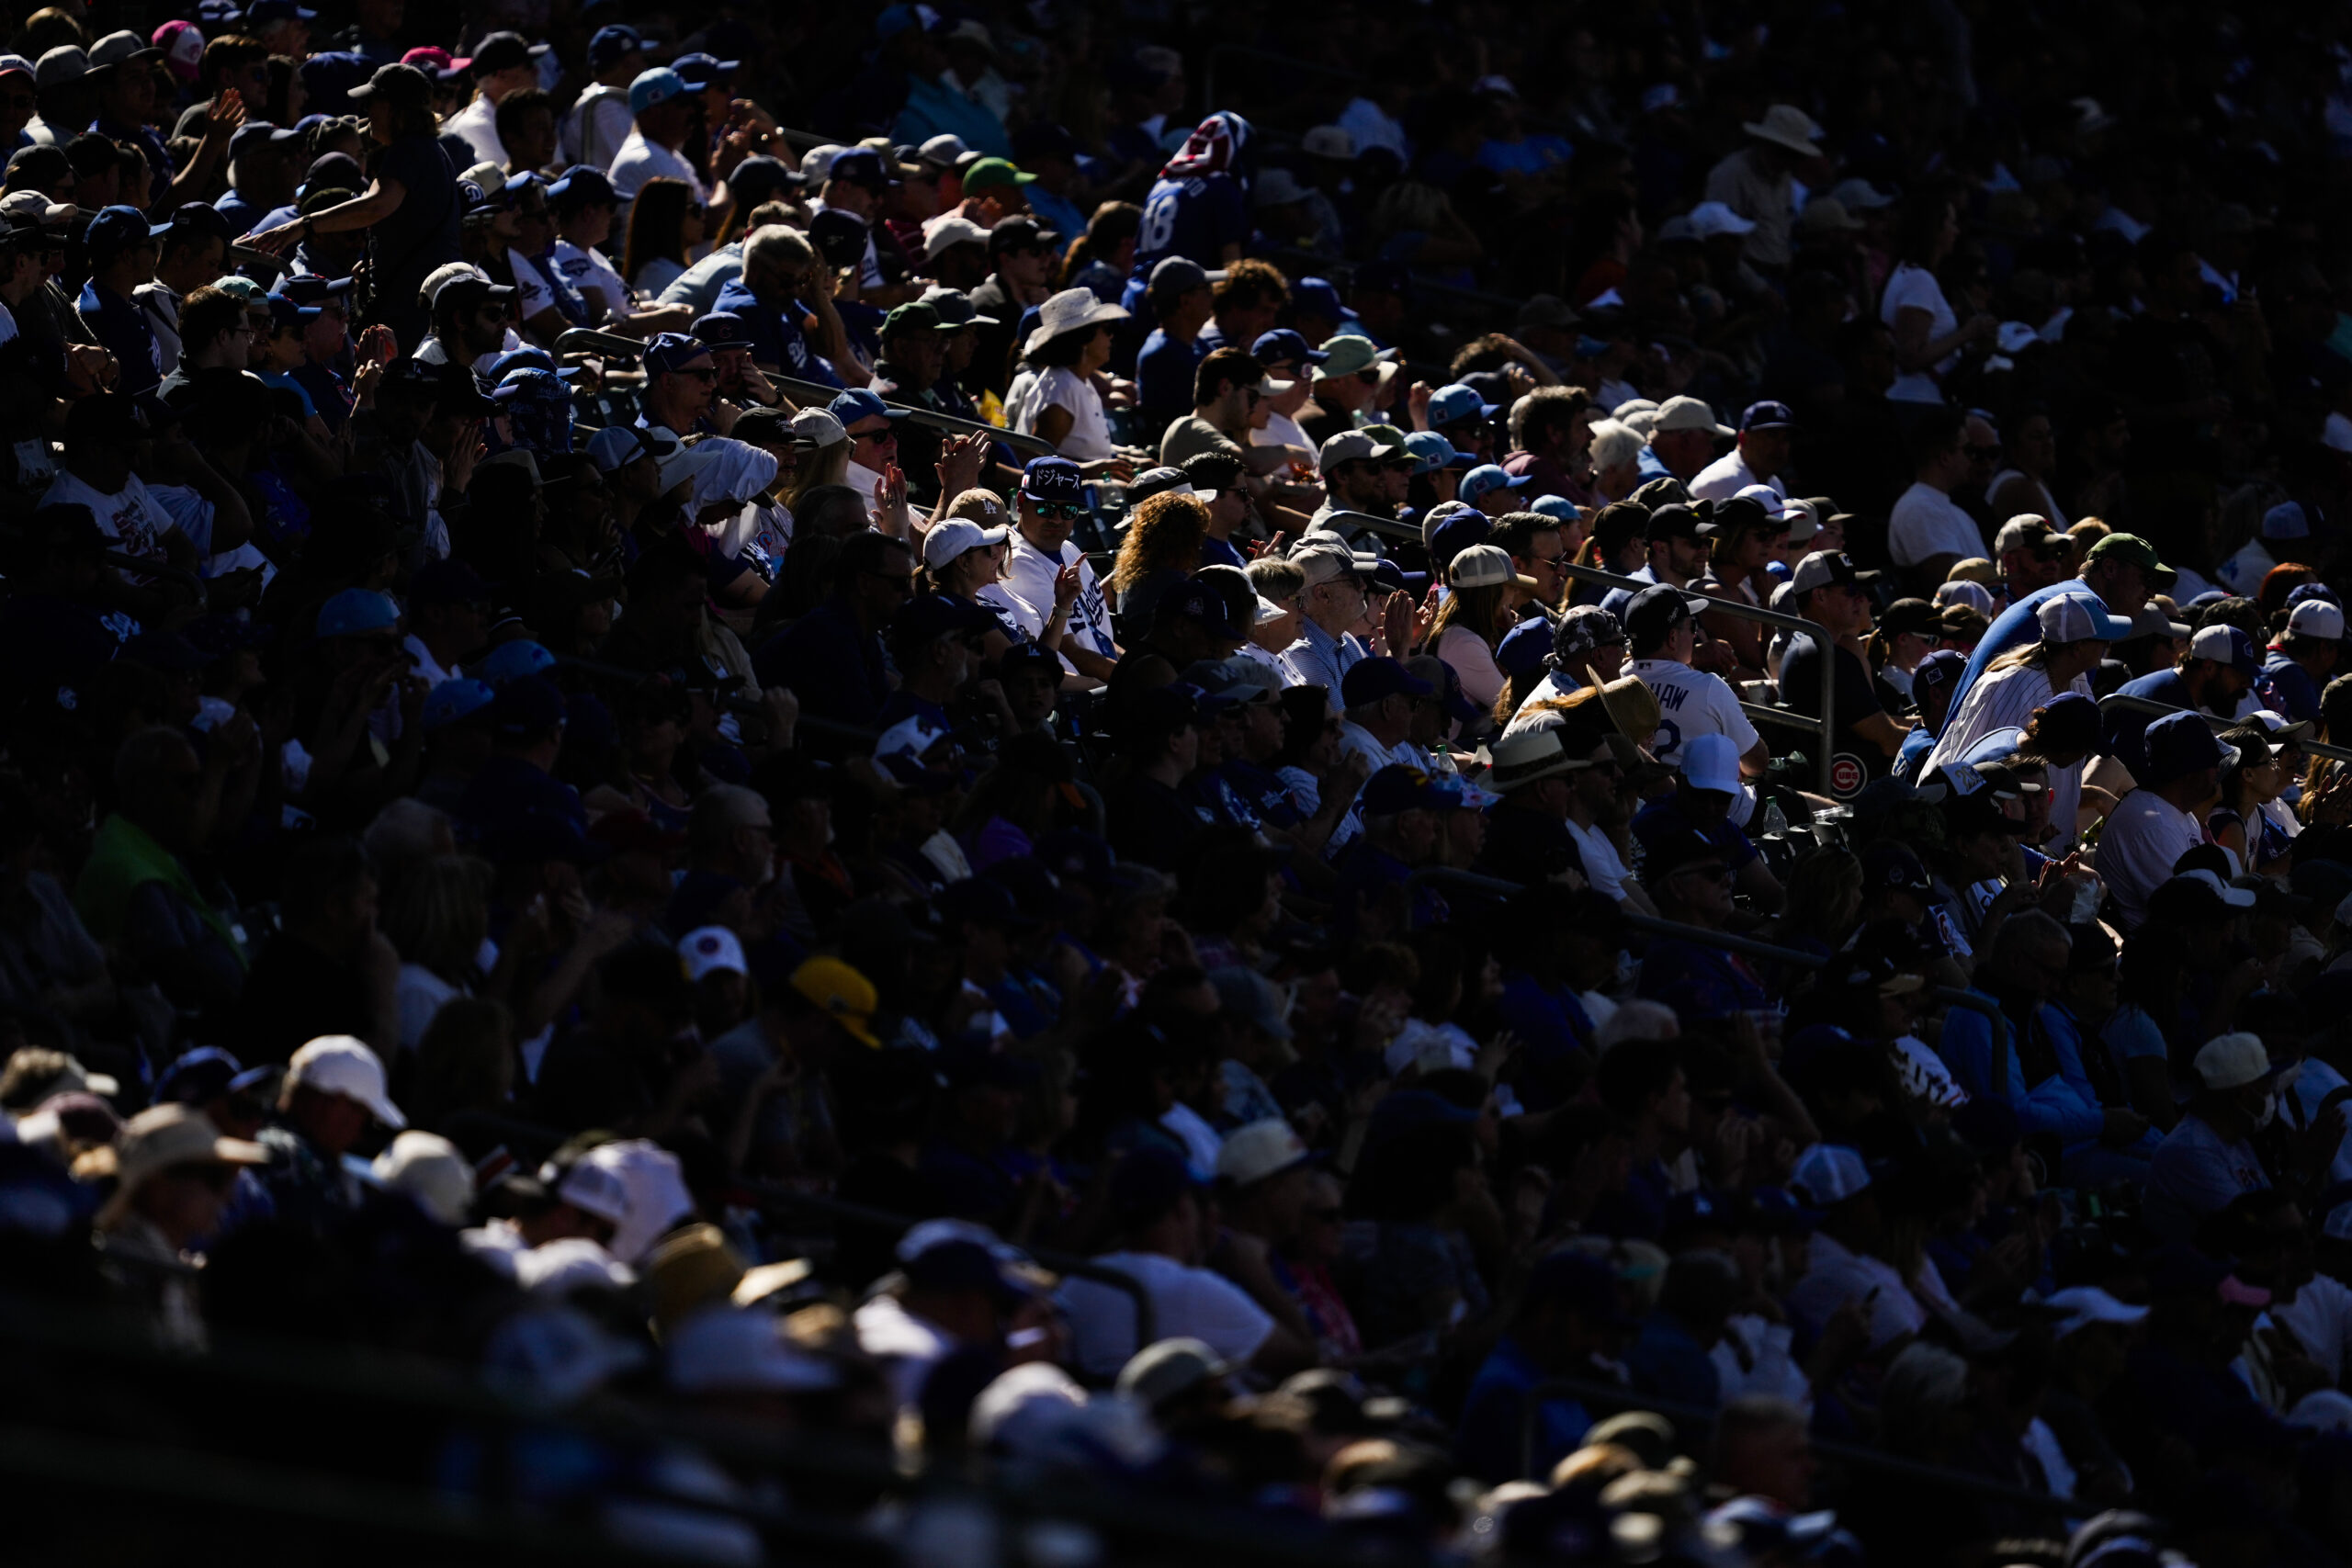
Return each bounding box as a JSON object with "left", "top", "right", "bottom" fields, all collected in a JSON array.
[
  {"left": 1689, "top": 447, "right": 1783, "bottom": 502},
  {"left": 609, "top": 129, "right": 707, "bottom": 202},
  {"left": 1629, "top": 657, "right": 1759, "bottom": 765},
  {"left": 509, "top": 249, "right": 558, "bottom": 321},
  {"left": 1058, "top": 1249, "right": 1276, "bottom": 1379},
  {"left": 2092, "top": 788, "right": 2205, "bottom": 929},
  {"left": 996, "top": 530, "right": 1115, "bottom": 672},
  {"left": 1009, "top": 367, "right": 1118, "bottom": 462},
  {"left": 1785, "top": 1231, "right": 1927, "bottom": 1349},
  {"left": 554, "top": 239, "right": 632, "bottom": 323},
  {"left": 1882, "top": 261, "right": 1959, "bottom": 404},
  {"left": 1888, "top": 481, "right": 1985, "bottom": 568},
  {"left": 1252, "top": 411, "right": 1316, "bottom": 474},
  {"left": 396, "top": 963, "right": 462, "bottom": 1054},
  {"left": 446, "top": 94, "right": 506, "bottom": 169},
  {"left": 1565, "top": 818, "right": 1632, "bottom": 900},
  {"left": 44, "top": 468, "right": 180, "bottom": 571}
]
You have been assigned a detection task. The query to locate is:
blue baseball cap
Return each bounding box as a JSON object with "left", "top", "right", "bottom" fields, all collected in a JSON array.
[
  {"left": 483, "top": 346, "right": 581, "bottom": 383},
  {"left": 547, "top": 164, "right": 616, "bottom": 208},
  {"left": 642, "top": 332, "right": 713, "bottom": 375},
  {"left": 1497, "top": 616, "right": 1554, "bottom": 678},
  {"left": 628, "top": 67, "right": 687, "bottom": 115},
  {"left": 1158, "top": 576, "right": 1241, "bottom": 638},
  {"left": 315, "top": 588, "right": 400, "bottom": 638},
  {"left": 670, "top": 51, "right": 741, "bottom": 88},
  {"left": 1250, "top": 327, "right": 1328, "bottom": 367},
  {"left": 587, "top": 25, "right": 642, "bottom": 72},
  {"left": 422, "top": 677, "right": 496, "bottom": 732},
  {"left": 1292, "top": 276, "right": 1344, "bottom": 320},
  {"left": 690, "top": 310, "right": 754, "bottom": 349},
  {"left": 1459, "top": 464, "right": 1532, "bottom": 505},
  {"left": 83, "top": 203, "right": 170, "bottom": 263},
  {"left": 1339, "top": 655, "right": 1432, "bottom": 710},
  {"left": 1741, "top": 400, "right": 1798, "bottom": 431},
  {"left": 262, "top": 292, "right": 317, "bottom": 329},
  {"left": 1360, "top": 763, "right": 1446, "bottom": 816},
  {"left": 1021, "top": 454, "right": 1084, "bottom": 502},
  {"left": 1402, "top": 430, "right": 1472, "bottom": 475},
  {"left": 1428, "top": 382, "right": 1498, "bottom": 425},
  {"left": 1426, "top": 505, "right": 1490, "bottom": 570},
  {"left": 477, "top": 638, "right": 559, "bottom": 684},
  {"left": 2143, "top": 709, "right": 2233, "bottom": 783},
  {"left": 829, "top": 387, "right": 910, "bottom": 427},
  {"left": 1530, "top": 494, "right": 1580, "bottom": 524},
  {"left": 278, "top": 272, "right": 353, "bottom": 309},
  {"left": 2290, "top": 581, "right": 2343, "bottom": 609},
  {"left": 493, "top": 366, "right": 569, "bottom": 403}
]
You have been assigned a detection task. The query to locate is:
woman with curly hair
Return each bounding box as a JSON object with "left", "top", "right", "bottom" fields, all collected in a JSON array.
[
  {"left": 1109, "top": 491, "right": 1207, "bottom": 640},
  {"left": 1060, "top": 201, "right": 1140, "bottom": 299}
]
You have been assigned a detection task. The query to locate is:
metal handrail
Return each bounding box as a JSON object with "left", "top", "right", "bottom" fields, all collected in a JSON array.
[
  {"left": 2097, "top": 691, "right": 2352, "bottom": 764},
  {"left": 552, "top": 328, "right": 1060, "bottom": 458},
  {"left": 1556, "top": 559, "right": 1838, "bottom": 795},
  {"left": 1514, "top": 1375, "right": 2075, "bottom": 1517}
]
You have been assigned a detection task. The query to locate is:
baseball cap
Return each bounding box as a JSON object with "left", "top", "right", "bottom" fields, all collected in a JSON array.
[
  {"left": 676, "top": 925, "right": 748, "bottom": 983},
  {"left": 922, "top": 516, "right": 1011, "bottom": 573},
  {"left": 1250, "top": 327, "right": 1327, "bottom": 367},
  {"left": 1788, "top": 1144, "right": 1871, "bottom": 1206},
  {"left": 1315, "top": 335, "right": 1396, "bottom": 378},
  {"left": 921, "top": 212, "right": 989, "bottom": 260},
  {"left": 2290, "top": 599, "right": 2346, "bottom": 641},
  {"left": 1290, "top": 536, "right": 1375, "bottom": 589},
  {"left": 642, "top": 332, "right": 715, "bottom": 376},
  {"left": 1650, "top": 395, "right": 1734, "bottom": 437},
  {"left": 1552, "top": 604, "right": 1625, "bottom": 665},
  {"left": 2262, "top": 501, "right": 2312, "bottom": 540},
  {"left": 1459, "top": 464, "right": 1533, "bottom": 506},
  {"left": 789, "top": 956, "right": 880, "bottom": 1047},
  {"left": 1449, "top": 543, "right": 1538, "bottom": 593},
  {"left": 1860, "top": 840, "right": 1934, "bottom": 895},
  {"left": 1020, "top": 454, "right": 1085, "bottom": 503},
  {"left": 1788, "top": 550, "right": 1878, "bottom": 597},
  {"left": 421, "top": 677, "right": 495, "bottom": 733},
  {"left": 1645, "top": 502, "right": 1702, "bottom": 542},
  {"left": 2193, "top": 1031, "right": 2278, "bottom": 1092},
  {"left": 1339, "top": 657, "right": 1432, "bottom": 711},
  {"left": 2188, "top": 622, "right": 2261, "bottom": 677},
  {"left": 2143, "top": 709, "right": 2233, "bottom": 782},
  {"left": 1402, "top": 431, "right": 1473, "bottom": 475},
  {"left": 477, "top": 639, "right": 559, "bottom": 685},
  {"left": 628, "top": 67, "right": 687, "bottom": 115},
  {"left": 830, "top": 387, "right": 910, "bottom": 428},
  {"left": 1678, "top": 732, "right": 1742, "bottom": 795},
  {"left": 2083, "top": 531, "right": 2177, "bottom": 588},
  {"left": 1740, "top": 400, "right": 1797, "bottom": 431},
  {"left": 588, "top": 24, "right": 643, "bottom": 71},
  {"left": 83, "top": 204, "right": 171, "bottom": 264},
  {"left": 315, "top": 588, "right": 401, "bottom": 638},
  {"left": 1428, "top": 383, "right": 1498, "bottom": 425},
  {"left": 1911, "top": 649, "right": 1967, "bottom": 705},
  {"left": 285, "top": 1035, "right": 404, "bottom": 1127},
  {"left": 1318, "top": 428, "right": 1405, "bottom": 468},
  {"left": 1623, "top": 582, "right": 1712, "bottom": 647},
  {"left": 347, "top": 60, "right": 431, "bottom": 107},
  {"left": 1216, "top": 1118, "right": 1312, "bottom": 1187},
  {"left": 670, "top": 51, "right": 741, "bottom": 89},
  {"left": 2036, "top": 592, "right": 2134, "bottom": 644}
]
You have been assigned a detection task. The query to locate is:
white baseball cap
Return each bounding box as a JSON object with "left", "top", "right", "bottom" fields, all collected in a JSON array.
[
  {"left": 2035, "top": 592, "right": 2132, "bottom": 644},
  {"left": 1216, "top": 1118, "right": 1312, "bottom": 1188},
  {"left": 677, "top": 925, "right": 748, "bottom": 983},
  {"left": 1650, "top": 394, "right": 1734, "bottom": 437},
  {"left": 2041, "top": 1285, "right": 2149, "bottom": 1340},
  {"left": 2290, "top": 599, "right": 2346, "bottom": 641},
  {"left": 922, "top": 515, "right": 1010, "bottom": 572},
  {"left": 285, "top": 1035, "right": 405, "bottom": 1128},
  {"left": 2193, "top": 1031, "right": 2276, "bottom": 1092},
  {"left": 1687, "top": 199, "right": 1757, "bottom": 239},
  {"left": 1789, "top": 1143, "right": 1871, "bottom": 1207},
  {"left": 370, "top": 1130, "right": 473, "bottom": 1226},
  {"left": 1935, "top": 579, "right": 1996, "bottom": 615},
  {"left": 1679, "top": 731, "right": 1743, "bottom": 795},
  {"left": 1777, "top": 496, "right": 1820, "bottom": 542}
]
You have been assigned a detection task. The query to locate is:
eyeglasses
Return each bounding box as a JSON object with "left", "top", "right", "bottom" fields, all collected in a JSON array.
[
  {"left": 1353, "top": 369, "right": 1381, "bottom": 385},
  {"left": 853, "top": 425, "right": 897, "bottom": 443}
]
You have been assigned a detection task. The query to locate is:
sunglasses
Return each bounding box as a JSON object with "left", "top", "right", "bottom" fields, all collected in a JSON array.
[
  {"left": 1673, "top": 863, "right": 1733, "bottom": 883},
  {"left": 1032, "top": 501, "right": 1087, "bottom": 519},
  {"left": 677, "top": 366, "right": 719, "bottom": 381}
]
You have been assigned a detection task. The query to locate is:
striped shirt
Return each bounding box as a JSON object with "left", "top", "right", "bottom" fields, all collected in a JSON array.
[{"left": 1922, "top": 659, "right": 2086, "bottom": 780}]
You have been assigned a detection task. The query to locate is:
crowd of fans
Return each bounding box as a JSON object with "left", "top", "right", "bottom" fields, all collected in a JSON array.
[{"left": 18, "top": 0, "right": 2352, "bottom": 1564}]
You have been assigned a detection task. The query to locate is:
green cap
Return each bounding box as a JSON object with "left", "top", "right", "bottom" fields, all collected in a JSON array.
[
  {"left": 1359, "top": 423, "right": 1416, "bottom": 461},
  {"left": 210, "top": 274, "right": 266, "bottom": 301},
  {"left": 2084, "top": 531, "right": 2177, "bottom": 590},
  {"left": 882, "top": 300, "right": 954, "bottom": 335},
  {"left": 961, "top": 156, "right": 1037, "bottom": 192},
  {"left": 1314, "top": 332, "right": 1396, "bottom": 378}
]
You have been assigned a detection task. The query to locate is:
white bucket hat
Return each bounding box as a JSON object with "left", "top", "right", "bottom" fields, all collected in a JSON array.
[{"left": 1023, "top": 287, "right": 1128, "bottom": 357}]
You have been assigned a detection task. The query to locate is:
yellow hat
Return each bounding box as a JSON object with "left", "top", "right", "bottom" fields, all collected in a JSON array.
[
  {"left": 790, "top": 956, "right": 881, "bottom": 1048},
  {"left": 645, "top": 1223, "right": 746, "bottom": 1336}
]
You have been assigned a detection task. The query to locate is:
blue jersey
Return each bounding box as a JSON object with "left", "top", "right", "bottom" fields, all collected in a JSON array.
[{"left": 1131, "top": 174, "right": 1249, "bottom": 282}]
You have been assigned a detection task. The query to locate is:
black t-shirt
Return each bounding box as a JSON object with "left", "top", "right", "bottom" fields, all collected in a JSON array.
[
  {"left": 1780, "top": 628, "right": 1890, "bottom": 799},
  {"left": 370, "top": 133, "right": 462, "bottom": 313}
]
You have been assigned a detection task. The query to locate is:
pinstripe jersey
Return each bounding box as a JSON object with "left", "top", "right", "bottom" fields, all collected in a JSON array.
[{"left": 1921, "top": 659, "right": 2089, "bottom": 781}]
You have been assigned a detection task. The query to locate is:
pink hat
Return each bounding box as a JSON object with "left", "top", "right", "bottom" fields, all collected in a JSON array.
[
  {"left": 153, "top": 19, "right": 204, "bottom": 83},
  {"left": 401, "top": 45, "right": 453, "bottom": 71}
]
